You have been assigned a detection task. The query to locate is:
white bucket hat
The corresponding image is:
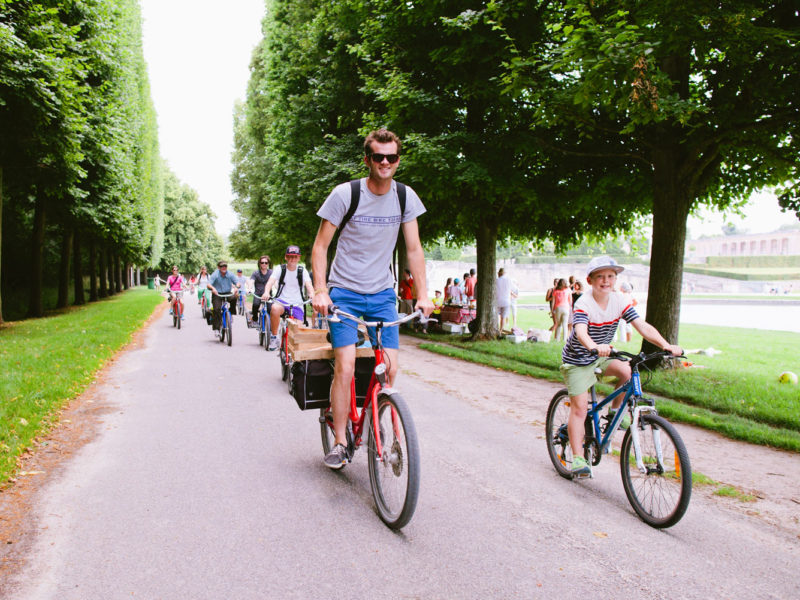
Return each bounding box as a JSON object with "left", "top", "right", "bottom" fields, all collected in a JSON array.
[{"left": 586, "top": 256, "right": 624, "bottom": 277}]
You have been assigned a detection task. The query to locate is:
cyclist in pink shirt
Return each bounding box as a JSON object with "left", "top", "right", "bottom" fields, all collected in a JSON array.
[{"left": 166, "top": 266, "right": 186, "bottom": 320}]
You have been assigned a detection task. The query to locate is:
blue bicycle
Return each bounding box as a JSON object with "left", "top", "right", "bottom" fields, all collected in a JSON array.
[
  {"left": 214, "top": 292, "right": 235, "bottom": 347},
  {"left": 545, "top": 349, "right": 692, "bottom": 528},
  {"left": 256, "top": 294, "right": 271, "bottom": 349},
  {"left": 237, "top": 287, "right": 246, "bottom": 316}
]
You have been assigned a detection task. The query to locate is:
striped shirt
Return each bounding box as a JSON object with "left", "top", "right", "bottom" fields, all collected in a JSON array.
[{"left": 562, "top": 289, "right": 640, "bottom": 366}]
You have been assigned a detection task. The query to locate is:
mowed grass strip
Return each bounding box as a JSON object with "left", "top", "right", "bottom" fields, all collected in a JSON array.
[
  {"left": 416, "top": 316, "right": 800, "bottom": 452},
  {"left": 0, "top": 288, "right": 162, "bottom": 484}
]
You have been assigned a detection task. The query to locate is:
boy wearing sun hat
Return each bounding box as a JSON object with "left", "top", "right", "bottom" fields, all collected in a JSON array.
[{"left": 560, "top": 256, "right": 682, "bottom": 478}]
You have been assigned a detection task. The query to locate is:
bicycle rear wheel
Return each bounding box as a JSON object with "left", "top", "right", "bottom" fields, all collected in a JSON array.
[
  {"left": 545, "top": 389, "right": 574, "bottom": 479},
  {"left": 367, "top": 392, "right": 420, "bottom": 530},
  {"left": 320, "top": 407, "right": 335, "bottom": 456},
  {"left": 620, "top": 414, "right": 691, "bottom": 528}
]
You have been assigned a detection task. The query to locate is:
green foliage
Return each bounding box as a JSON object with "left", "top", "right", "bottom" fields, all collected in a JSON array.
[
  {"left": 500, "top": 0, "right": 800, "bottom": 343},
  {"left": 1, "top": 0, "right": 166, "bottom": 319},
  {"left": 158, "top": 169, "right": 224, "bottom": 273}
]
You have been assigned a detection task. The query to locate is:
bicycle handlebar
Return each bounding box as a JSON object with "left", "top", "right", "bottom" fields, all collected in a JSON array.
[
  {"left": 589, "top": 348, "right": 685, "bottom": 368},
  {"left": 327, "top": 305, "right": 428, "bottom": 328}
]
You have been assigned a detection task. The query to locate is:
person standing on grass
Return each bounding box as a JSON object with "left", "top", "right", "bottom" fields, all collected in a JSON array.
[
  {"left": 496, "top": 268, "right": 512, "bottom": 334},
  {"left": 464, "top": 268, "right": 477, "bottom": 302},
  {"left": 551, "top": 278, "right": 572, "bottom": 342},
  {"left": 311, "top": 128, "right": 433, "bottom": 470},
  {"left": 560, "top": 256, "right": 681, "bottom": 478}
]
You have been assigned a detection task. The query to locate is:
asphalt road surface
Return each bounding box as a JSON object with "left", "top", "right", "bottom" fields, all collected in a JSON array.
[{"left": 4, "top": 297, "right": 800, "bottom": 599}]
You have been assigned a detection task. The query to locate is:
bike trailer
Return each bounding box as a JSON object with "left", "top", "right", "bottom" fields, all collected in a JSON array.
[{"left": 290, "top": 359, "right": 333, "bottom": 410}]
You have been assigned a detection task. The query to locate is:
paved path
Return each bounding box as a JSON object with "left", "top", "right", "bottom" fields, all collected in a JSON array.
[{"left": 3, "top": 298, "right": 800, "bottom": 599}]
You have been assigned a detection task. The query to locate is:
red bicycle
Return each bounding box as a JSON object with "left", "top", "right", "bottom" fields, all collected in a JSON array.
[
  {"left": 319, "top": 306, "right": 423, "bottom": 529},
  {"left": 167, "top": 288, "right": 185, "bottom": 329}
]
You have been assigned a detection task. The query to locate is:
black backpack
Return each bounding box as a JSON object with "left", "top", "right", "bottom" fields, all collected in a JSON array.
[{"left": 275, "top": 264, "right": 306, "bottom": 301}]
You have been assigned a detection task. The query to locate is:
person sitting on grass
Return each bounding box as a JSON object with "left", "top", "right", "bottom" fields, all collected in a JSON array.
[{"left": 560, "top": 256, "right": 682, "bottom": 479}]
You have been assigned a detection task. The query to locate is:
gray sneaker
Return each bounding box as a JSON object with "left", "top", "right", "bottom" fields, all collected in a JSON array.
[
  {"left": 324, "top": 443, "right": 349, "bottom": 470},
  {"left": 268, "top": 334, "right": 278, "bottom": 351}
]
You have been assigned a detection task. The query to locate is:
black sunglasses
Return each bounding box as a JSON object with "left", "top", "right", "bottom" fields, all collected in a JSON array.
[
  {"left": 259, "top": 261, "right": 268, "bottom": 265},
  {"left": 369, "top": 153, "right": 400, "bottom": 164}
]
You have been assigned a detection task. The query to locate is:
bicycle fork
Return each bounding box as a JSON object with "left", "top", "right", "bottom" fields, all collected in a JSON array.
[{"left": 629, "top": 405, "right": 661, "bottom": 474}]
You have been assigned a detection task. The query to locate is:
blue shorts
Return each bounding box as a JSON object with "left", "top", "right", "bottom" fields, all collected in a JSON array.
[
  {"left": 275, "top": 298, "right": 305, "bottom": 321},
  {"left": 329, "top": 287, "right": 399, "bottom": 349}
]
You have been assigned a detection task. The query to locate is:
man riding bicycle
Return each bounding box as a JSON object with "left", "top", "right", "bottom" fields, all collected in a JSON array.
[
  {"left": 312, "top": 129, "right": 434, "bottom": 469},
  {"left": 206, "top": 261, "right": 239, "bottom": 332},
  {"left": 262, "top": 245, "right": 315, "bottom": 350}
]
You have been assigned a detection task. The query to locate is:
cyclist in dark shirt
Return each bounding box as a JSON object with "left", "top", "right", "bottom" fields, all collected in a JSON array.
[{"left": 250, "top": 255, "right": 273, "bottom": 323}]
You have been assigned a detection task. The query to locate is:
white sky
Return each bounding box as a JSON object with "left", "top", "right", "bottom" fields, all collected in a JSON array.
[
  {"left": 140, "top": 0, "right": 266, "bottom": 237},
  {"left": 687, "top": 190, "right": 798, "bottom": 239},
  {"left": 140, "top": 0, "right": 799, "bottom": 240}
]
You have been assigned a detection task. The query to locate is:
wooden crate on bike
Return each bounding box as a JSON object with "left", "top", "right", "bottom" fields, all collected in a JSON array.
[{"left": 287, "top": 320, "right": 373, "bottom": 361}]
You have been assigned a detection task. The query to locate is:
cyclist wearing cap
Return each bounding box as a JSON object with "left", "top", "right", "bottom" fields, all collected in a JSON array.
[
  {"left": 560, "top": 255, "right": 681, "bottom": 478},
  {"left": 262, "top": 245, "right": 314, "bottom": 350},
  {"left": 207, "top": 261, "right": 240, "bottom": 332},
  {"left": 311, "top": 128, "right": 434, "bottom": 469}
]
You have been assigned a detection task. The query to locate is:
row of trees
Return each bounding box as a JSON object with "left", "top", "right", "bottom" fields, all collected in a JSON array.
[
  {"left": 0, "top": 0, "right": 222, "bottom": 322},
  {"left": 232, "top": 0, "right": 798, "bottom": 341}
]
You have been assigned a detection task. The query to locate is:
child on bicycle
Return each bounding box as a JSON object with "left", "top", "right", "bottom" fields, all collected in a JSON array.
[{"left": 560, "top": 256, "right": 682, "bottom": 478}]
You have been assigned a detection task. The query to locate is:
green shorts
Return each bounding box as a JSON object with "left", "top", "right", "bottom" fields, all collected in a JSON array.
[{"left": 560, "top": 357, "right": 614, "bottom": 397}]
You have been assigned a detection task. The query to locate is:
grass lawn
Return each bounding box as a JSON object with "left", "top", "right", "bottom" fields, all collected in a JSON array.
[
  {"left": 418, "top": 308, "right": 800, "bottom": 452},
  {"left": 0, "top": 288, "right": 162, "bottom": 484}
]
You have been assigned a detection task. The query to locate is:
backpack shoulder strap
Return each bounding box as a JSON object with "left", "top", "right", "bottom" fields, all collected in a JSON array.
[
  {"left": 275, "top": 264, "right": 287, "bottom": 298},
  {"left": 339, "top": 179, "right": 361, "bottom": 231},
  {"left": 297, "top": 265, "right": 305, "bottom": 301},
  {"left": 396, "top": 181, "right": 406, "bottom": 222}
]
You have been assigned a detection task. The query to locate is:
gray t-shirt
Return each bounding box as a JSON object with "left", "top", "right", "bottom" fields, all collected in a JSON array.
[{"left": 317, "top": 178, "right": 426, "bottom": 294}]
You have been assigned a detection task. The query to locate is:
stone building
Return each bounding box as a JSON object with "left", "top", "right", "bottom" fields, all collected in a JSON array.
[{"left": 686, "top": 230, "right": 800, "bottom": 262}]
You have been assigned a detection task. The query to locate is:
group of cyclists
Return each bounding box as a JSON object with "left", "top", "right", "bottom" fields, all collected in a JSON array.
[
  {"left": 161, "top": 128, "right": 681, "bottom": 481},
  {"left": 164, "top": 246, "right": 316, "bottom": 349}
]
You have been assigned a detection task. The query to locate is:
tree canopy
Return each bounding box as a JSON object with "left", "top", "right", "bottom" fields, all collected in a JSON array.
[{"left": 0, "top": 0, "right": 217, "bottom": 321}]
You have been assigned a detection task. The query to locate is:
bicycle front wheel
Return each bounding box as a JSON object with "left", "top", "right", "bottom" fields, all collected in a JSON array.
[
  {"left": 545, "top": 389, "right": 574, "bottom": 479},
  {"left": 620, "top": 414, "right": 691, "bottom": 528},
  {"left": 226, "top": 316, "right": 233, "bottom": 346},
  {"left": 280, "top": 334, "right": 289, "bottom": 381},
  {"left": 176, "top": 303, "right": 181, "bottom": 329},
  {"left": 367, "top": 392, "right": 420, "bottom": 530}
]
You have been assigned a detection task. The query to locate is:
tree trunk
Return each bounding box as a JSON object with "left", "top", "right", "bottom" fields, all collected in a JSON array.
[
  {"left": 99, "top": 246, "right": 108, "bottom": 298},
  {"left": 89, "top": 241, "right": 98, "bottom": 301},
  {"left": 472, "top": 218, "right": 499, "bottom": 339},
  {"left": 27, "top": 196, "right": 46, "bottom": 318},
  {"left": 73, "top": 231, "right": 85, "bottom": 305},
  {"left": 114, "top": 254, "right": 122, "bottom": 293},
  {"left": 57, "top": 228, "right": 73, "bottom": 308},
  {"left": 641, "top": 158, "right": 691, "bottom": 353},
  {"left": 0, "top": 166, "right": 3, "bottom": 325}
]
